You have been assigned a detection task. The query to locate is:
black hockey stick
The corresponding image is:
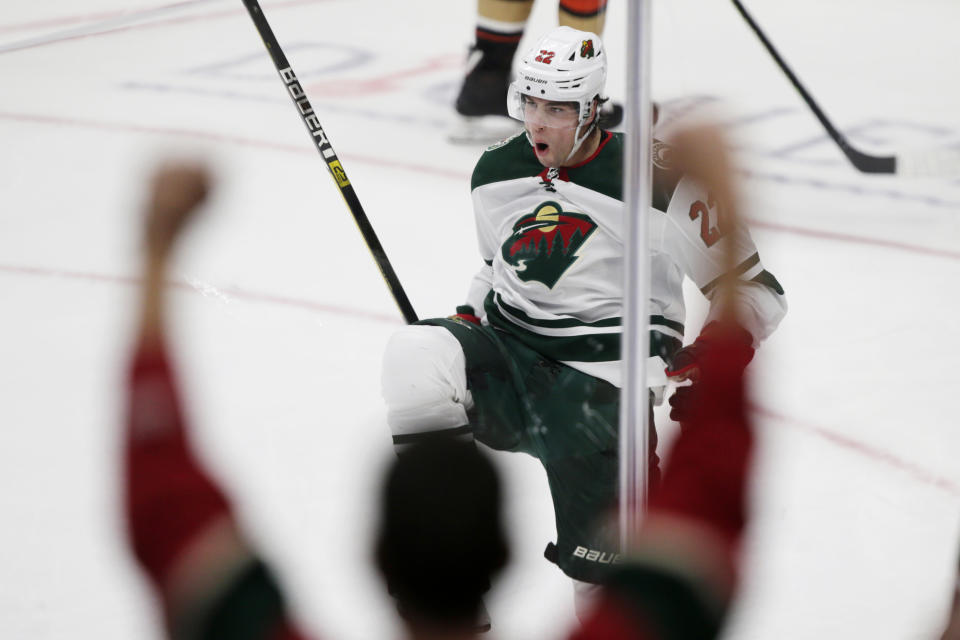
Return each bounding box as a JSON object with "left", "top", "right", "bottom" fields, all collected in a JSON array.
[
  {"left": 731, "top": 0, "right": 960, "bottom": 177},
  {"left": 241, "top": 0, "right": 418, "bottom": 323}
]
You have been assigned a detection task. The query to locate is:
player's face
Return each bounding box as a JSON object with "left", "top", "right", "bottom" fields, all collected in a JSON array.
[{"left": 521, "top": 95, "right": 582, "bottom": 168}]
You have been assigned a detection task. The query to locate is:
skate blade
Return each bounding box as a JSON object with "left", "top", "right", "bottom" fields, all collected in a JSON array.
[{"left": 448, "top": 115, "right": 522, "bottom": 145}]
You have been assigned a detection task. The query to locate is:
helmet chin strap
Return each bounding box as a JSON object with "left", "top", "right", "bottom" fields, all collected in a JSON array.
[
  {"left": 562, "top": 100, "right": 599, "bottom": 165},
  {"left": 563, "top": 120, "right": 597, "bottom": 164}
]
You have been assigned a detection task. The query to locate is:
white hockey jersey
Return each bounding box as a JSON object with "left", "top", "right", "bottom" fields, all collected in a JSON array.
[{"left": 465, "top": 131, "right": 787, "bottom": 388}]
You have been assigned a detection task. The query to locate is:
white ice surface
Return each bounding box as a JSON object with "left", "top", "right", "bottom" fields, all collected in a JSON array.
[{"left": 1, "top": 1, "right": 960, "bottom": 638}]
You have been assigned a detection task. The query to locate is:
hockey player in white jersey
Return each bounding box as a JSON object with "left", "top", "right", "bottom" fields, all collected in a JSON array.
[{"left": 382, "top": 25, "right": 786, "bottom": 607}]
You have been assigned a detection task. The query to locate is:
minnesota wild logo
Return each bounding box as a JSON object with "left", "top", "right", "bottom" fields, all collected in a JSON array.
[
  {"left": 501, "top": 202, "right": 597, "bottom": 288},
  {"left": 580, "top": 39, "right": 595, "bottom": 58}
]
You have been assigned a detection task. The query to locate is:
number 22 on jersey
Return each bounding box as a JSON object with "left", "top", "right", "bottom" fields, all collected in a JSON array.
[{"left": 689, "top": 195, "right": 726, "bottom": 248}]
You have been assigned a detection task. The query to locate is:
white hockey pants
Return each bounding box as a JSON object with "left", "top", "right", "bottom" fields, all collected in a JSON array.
[{"left": 381, "top": 325, "right": 475, "bottom": 449}]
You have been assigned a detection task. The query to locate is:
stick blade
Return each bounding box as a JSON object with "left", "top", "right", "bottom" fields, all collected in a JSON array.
[{"left": 896, "top": 147, "right": 960, "bottom": 178}]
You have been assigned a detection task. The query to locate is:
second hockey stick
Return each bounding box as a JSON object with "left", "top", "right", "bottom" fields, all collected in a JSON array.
[
  {"left": 241, "top": 0, "right": 418, "bottom": 323},
  {"left": 731, "top": 0, "right": 960, "bottom": 178}
]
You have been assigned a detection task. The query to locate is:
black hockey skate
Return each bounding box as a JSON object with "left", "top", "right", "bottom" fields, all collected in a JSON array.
[
  {"left": 448, "top": 49, "right": 522, "bottom": 145},
  {"left": 455, "top": 65, "right": 509, "bottom": 118},
  {"left": 598, "top": 101, "right": 624, "bottom": 129},
  {"left": 597, "top": 101, "right": 663, "bottom": 131}
]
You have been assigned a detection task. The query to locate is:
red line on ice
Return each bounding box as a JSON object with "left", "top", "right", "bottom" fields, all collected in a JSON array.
[
  {"left": 0, "top": 0, "right": 228, "bottom": 35},
  {"left": 0, "top": 0, "right": 333, "bottom": 55},
  {"left": 749, "top": 220, "right": 960, "bottom": 262},
  {"left": 0, "top": 0, "right": 212, "bottom": 35},
  {"left": 2, "top": 110, "right": 957, "bottom": 261},
  {"left": 0, "top": 111, "right": 470, "bottom": 181},
  {"left": 0, "top": 9, "right": 129, "bottom": 34},
  {"left": 3, "top": 262, "right": 957, "bottom": 493},
  {"left": 0, "top": 264, "right": 400, "bottom": 325},
  {"left": 753, "top": 405, "right": 960, "bottom": 497},
  {"left": 303, "top": 55, "right": 460, "bottom": 98}
]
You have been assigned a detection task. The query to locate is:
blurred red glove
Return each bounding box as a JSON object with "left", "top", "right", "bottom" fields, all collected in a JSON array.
[{"left": 665, "top": 322, "right": 754, "bottom": 423}]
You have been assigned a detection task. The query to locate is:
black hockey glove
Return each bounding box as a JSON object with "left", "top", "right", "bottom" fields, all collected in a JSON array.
[{"left": 665, "top": 322, "right": 755, "bottom": 424}]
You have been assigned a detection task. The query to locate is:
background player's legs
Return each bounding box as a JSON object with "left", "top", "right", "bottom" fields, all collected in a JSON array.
[
  {"left": 455, "top": 0, "right": 534, "bottom": 119},
  {"left": 556, "top": 0, "right": 622, "bottom": 129},
  {"left": 381, "top": 325, "right": 474, "bottom": 451},
  {"left": 451, "top": 0, "right": 621, "bottom": 140},
  {"left": 557, "top": 0, "right": 607, "bottom": 34}
]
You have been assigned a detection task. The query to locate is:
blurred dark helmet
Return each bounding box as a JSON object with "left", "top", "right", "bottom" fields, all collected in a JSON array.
[{"left": 375, "top": 440, "right": 509, "bottom": 626}]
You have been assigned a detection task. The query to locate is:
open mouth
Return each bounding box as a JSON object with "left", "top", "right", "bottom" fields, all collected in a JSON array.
[{"left": 535, "top": 142, "right": 549, "bottom": 153}]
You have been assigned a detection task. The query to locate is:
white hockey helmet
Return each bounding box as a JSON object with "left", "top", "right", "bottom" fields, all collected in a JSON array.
[{"left": 507, "top": 26, "right": 607, "bottom": 158}]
